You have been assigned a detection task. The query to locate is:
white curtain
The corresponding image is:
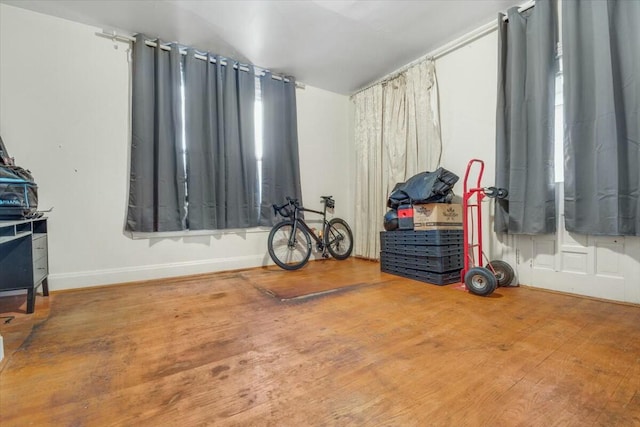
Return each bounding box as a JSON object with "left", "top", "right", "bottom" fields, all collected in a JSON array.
[
  {"left": 407, "top": 61, "right": 441, "bottom": 173},
  {"left": 354, "top": 85, "right": 384, "bottom": 259},
  {"left": 353, "top": 59, "right": 442, "bottom": 259}
]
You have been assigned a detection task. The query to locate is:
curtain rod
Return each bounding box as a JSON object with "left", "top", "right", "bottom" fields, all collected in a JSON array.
[
  {"left": 501, "top": 0, "right": 535, "bottom": 21},
  {"left": 351, "top": 0, "right": 535, "bottom": 97},
  {"left": 95, "top": 31, "right": 306, "bottom": 89}
]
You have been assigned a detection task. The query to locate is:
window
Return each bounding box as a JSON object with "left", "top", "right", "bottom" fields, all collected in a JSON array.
[
  {"left": 180, "top": 69, "right": 265, "bottom": 223},
  {"left": 127, "top": 39, "right": 302, "bottom": 233},
  {"left": 255, "top": 75, "right": 263, "bottom": 215},
  {"left": 554, "top": 71, "right": 564, "bottom": 183}
]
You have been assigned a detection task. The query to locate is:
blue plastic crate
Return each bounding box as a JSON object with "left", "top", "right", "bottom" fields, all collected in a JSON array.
[
  {"left": 380, "top": 260, "right": 461, "bottom": 286},
  {"left": 380, "top": 251, "right": 463, "bottom": 273},
  {"left": 380, "top": 229, "right": 463, "bottom": 246},
  {"left": 380, "top": 242, "right": 462, "bottom": 257}
]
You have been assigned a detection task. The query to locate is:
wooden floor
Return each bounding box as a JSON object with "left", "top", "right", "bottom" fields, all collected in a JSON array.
[{"left": 1, "top": 258, "right": 640, "bottom": 426}]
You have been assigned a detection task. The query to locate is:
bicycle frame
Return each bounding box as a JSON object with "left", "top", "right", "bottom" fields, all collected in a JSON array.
[
  {"left": 272, "top": 196, "right": 345, "bottom": 257},
  {"left": 291, "top": 205, "right": 329, "bottom": 248}
]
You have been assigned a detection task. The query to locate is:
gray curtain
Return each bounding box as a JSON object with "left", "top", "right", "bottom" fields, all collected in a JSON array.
[
  {"left": 259, "top": 73, "right": 303, "bottom": 226},
  {"left": 127, "top": 35, "right": 186, "bottom": 232},
  {"left": 562, "top": 0, "right": 640, "bottom": 236},
  {"left": 184, "top": 52, "right": 258, "bottom": 229},
  {"left": 495, "top": 0, "right": 557, "bottom": 234}
]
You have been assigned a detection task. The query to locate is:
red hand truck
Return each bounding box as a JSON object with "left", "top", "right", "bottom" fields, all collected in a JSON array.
[{"left": 461, "top": 159, "right": 515, "bottom": 296}]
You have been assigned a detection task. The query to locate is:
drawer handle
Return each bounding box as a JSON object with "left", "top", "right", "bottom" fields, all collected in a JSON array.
[{"left": 37, "top": 267, "right": 47, "bottom": 271}]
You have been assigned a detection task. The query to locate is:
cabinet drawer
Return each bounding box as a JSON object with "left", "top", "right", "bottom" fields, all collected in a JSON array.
[
  {"left": 32, "top": 235, "right": 48, "bottom": 261},
  {"left": 33, "top": 255, "right": 48, "bottom": 284}
]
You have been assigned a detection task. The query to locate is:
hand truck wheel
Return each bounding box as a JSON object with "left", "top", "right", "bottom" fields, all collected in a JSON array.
[
  {"left": 485, "top": 260, "right": 515, "bottom": 287},
  {"left": 464, "top": 267, "right": 497, "bottom": 296}
]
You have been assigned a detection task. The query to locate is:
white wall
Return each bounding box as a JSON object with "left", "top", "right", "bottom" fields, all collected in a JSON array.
[
  {"left": 436, "top": 31, "right": 514, "bottom": 267},
  {"left": 297, "top": 85, "right": 354, "bottom": 230},
  {"left": 0, "top": 4, "right": 352, "bottom": 290}
]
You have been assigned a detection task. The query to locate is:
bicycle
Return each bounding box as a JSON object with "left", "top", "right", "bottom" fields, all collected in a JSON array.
[{"left": 268, "top": 196, "right": 353, "bottom": 270}]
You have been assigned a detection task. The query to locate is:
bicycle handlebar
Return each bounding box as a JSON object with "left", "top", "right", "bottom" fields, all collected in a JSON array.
[
  {"left": 273, "top": 196, "right": 334, "bottom": 219},
  {"left": 273, "top": 198, "right": 299, "bottom": 218},
  {"left": 273, "top": 203, "right": 289, "bottom": 218}
]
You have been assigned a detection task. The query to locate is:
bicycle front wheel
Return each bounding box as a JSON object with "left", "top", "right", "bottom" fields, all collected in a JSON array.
[
  {"left": 268, "top": 221, "right": 312, "bottom": 270},
  {"left": 324, "top": 218, "right": 353, "bottom": 260}
]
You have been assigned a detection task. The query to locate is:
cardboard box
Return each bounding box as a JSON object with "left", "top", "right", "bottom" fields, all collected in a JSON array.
[{"left": 413, "top": 203, "right": 463, "bottom": 230}]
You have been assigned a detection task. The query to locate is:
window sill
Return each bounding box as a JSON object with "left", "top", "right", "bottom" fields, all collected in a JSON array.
[{"left": 126, "top": 227, "right": 271, "bottom": 240}]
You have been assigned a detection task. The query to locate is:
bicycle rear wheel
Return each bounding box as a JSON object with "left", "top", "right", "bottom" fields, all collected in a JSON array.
[
  {"left": 268, "top": 221, "right": 312, "bottom": 270},
  {"left": 324, "top": 218, "right": 353, "bottom": 260}
]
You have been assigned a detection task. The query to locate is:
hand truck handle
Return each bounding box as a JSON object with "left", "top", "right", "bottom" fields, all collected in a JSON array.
[{"left": 463, "top": 159, "right": 485, "bottom": 196}]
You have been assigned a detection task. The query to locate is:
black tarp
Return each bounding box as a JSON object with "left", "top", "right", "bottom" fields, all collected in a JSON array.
[{"left": 387, "top": 167, "right": 459, "bottom": 209}]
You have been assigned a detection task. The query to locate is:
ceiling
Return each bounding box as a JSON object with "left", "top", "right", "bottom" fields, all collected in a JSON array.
[{"left": 1, "top": 0, "right": 523, "bottom": 95}]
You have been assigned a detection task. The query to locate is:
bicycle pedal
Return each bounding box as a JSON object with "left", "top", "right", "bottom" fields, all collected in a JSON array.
[{"left": 322, "top": 253, "right": 330, "bottom": 259}]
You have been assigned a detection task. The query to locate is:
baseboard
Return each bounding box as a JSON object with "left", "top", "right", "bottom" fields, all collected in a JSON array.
[
  {"left": 48, "top": 254, "right": 269, "bottom": 291},
  {"left": 519, "top": 283, "right": 640, "bottom": 308}
]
